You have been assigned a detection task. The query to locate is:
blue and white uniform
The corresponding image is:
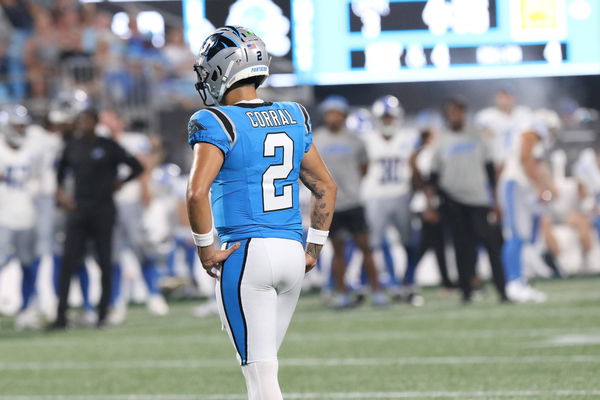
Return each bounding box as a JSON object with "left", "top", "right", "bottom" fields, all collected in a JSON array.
[
  {"left": 361, "top": 128, "right": 420, "bottom": 287},
  {"left": 573, "top": 148, "right": 600, "bottom": 237},
  {"left": 0, "top": 137, "right": 43, "bottom": 311},
  {"left": 112, "top": 131, "right": 166, "bottom": 306},
  {"left": 499, "top": 118, "right": 550, "bottom": 284},
  {"left": 188, "top": 99, "right": 311, "bottom": 365},
  {"left": 475, "top": 106, "right": 532, "bottom": 166}
]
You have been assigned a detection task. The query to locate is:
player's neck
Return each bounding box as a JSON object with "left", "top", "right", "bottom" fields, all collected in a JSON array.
[{"left": 222, "top": 85, "right": 259, "bottom": 106}]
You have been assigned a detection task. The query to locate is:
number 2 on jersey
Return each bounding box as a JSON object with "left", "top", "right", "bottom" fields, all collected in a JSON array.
[{"left": 262, "top": 132, "right": 294, "bottom": 212}]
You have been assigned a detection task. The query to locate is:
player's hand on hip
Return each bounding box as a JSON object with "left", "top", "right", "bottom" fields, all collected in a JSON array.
[
  {"left": 198, "top": 242, "right": 241, "bottom": 278},
  {"left": 305, "top": 253, "right": 318, "bottom": 273},
  {"left": 56, "top": 188, "right": 76, "bottom": 212}
]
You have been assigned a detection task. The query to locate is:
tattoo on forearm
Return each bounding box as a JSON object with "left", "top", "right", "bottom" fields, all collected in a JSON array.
[
  {"left": 306, "top": 242, "right": 322, "bottom": 259},
  {"left": 300, "top": 169, "right": 325, "bottom": 200},
  {"left": 311, "top": 201, "right": 330, "bottom": 230},
  {"left": 300, "top": 167, "right": 333, "bottom": 231}
]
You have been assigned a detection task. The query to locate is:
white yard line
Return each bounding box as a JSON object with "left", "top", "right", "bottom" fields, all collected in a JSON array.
[
  {"left": 2, "top": 390, "right": 600, "bottom": 400},
  {"left": 2, "top": 355, "right": 600, "bottom": 371},
  {"left": 5, "top": 327, "right": 600, "bottom": 348},
  {"left": 293, "top": 307, "right": 600, "bottom": 323}
]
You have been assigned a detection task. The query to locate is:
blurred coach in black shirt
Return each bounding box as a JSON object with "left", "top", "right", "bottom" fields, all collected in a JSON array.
[{"left": 49, "top": 109, "right": 143, "bottom": 329}]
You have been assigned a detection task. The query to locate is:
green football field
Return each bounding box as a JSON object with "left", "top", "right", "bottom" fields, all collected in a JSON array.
[{"left": 1, "top": 278, "right": 599, "bottom": 400}]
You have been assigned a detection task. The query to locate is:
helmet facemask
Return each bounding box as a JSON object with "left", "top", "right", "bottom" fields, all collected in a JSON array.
[
  {"left": 372, "top": 95, "right": 404, "bottom": 138},
  {"left": 3, "top": 124, "right": 25, "bottom": 149},
  {"left": 380, "top": 115, "right": 400, "bottom": 138}
]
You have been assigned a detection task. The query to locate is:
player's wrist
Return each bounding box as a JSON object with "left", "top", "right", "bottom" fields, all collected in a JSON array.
[
  {"left": 192, "top": 231, "right": 214, "bottom": 247},
  {"left": 305, "top": 242, "right": 322, "bottom": 260},
  {"left": 306, "top": 227, "right": 329, "bottom": 246}
]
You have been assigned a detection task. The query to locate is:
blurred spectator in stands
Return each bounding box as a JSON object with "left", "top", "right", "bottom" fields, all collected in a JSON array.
[
  {"left": 24, "top": 8, "right": 59, "bottom": 100},
  {"left": 80, "top": 3, "right": 98, "bottom": 54},
  {"left": 56, "top": 7, "right": 83, "bottom": 60},
  {"left": 125, "top": 55, "right": 152, "bottom": 107},
  {"left": 126, "top": 14, "right": 145, "bottom": 56},
  {"left": 0, "top": 37, "right": 10, "bottom": 102},
  {"left": 162, "top": 28, "right": 195, "bottom": 80},
  {"left": 1, "top": 0, "right": 34, "bottom": 101},
  {"left": 93, "top": 12, "right": 126, "bottom": 107}
]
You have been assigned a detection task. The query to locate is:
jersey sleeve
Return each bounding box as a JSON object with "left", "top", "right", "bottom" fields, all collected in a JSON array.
[
  {"left": 187, "top": 109, "right": 236, "bottom": 156},
  {"left": 295, "top": 103, "right": 313, "bottom": 153}
]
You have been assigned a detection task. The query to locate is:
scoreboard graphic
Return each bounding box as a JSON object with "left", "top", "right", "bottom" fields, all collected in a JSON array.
[{"left": 291, "top": 0, "right": 600, "bottom": 84}]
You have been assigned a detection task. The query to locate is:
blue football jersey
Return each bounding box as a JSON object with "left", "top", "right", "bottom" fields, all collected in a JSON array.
[{"left": 188, "top": 101, "right": 312, "bottom": 243}]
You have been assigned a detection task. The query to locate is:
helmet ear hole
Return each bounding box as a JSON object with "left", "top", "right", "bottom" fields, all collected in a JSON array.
[{"left": 211, "top": 71, "right": 218, "bottom": 81}]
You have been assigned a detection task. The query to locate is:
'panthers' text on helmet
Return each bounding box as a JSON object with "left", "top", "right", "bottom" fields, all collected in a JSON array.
[{"left": 193, "top": 26, "right": 270, "bottom": 106}]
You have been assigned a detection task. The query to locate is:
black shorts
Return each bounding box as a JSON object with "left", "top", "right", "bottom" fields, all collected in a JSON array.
[{"left": 330, "top": 206, "right": 368, "bottom": 237}]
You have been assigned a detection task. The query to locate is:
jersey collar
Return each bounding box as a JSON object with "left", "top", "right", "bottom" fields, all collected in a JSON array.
[{"left": 233, "top": 99, "right": 273, "bottom": 108}]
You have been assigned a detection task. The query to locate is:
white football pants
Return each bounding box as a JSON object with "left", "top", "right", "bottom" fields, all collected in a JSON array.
[{"left": 216, "top": 237, "right": 305, "bottom": 399}]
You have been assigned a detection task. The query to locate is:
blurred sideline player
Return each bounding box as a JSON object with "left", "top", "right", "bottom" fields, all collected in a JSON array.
[
  {"left": 166, "top": 171, "right": 199, "bottom": 289},
  {"left": 409, "top": 127, "right": 453, "bottom": 290},
  {"left": 99, "top": 110, "right": 169, "bottom": 320},
  {"left": 574, "top": 148, "right": 600, "bottom": 243},
  {"left": 187, "top": 26, "right": 336, "bottom": 399},
  {"left": 0, "top": 105, "right": 44, "bottom": 329},
  {"left": 429, "top": 99, "right": 507, "bottom": 303},
  {"left": 42, "top": 91, "right": 96, "bottom": 324},
  {"left": 500, "top": 110, "right": 560, "bottom": 303},
  {"left": 476, "top": 88, "right": 532, "bottom": 168},
  {"left": 362, "top": 95, "right": 423, "bottom": 305},
  {"left": 313, "top": 95, "right": 387, "bottom": 308},
  {"left": 540, "top": 172, "right": 593, "bottom": 274}
]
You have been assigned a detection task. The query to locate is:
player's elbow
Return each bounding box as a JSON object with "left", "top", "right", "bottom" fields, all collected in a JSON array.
[
  {"left": 325, "top": 177, "right": 338, "bottom": 199},
  {"left": 186, "top": 185, "right": 210, "bottom": 205}
]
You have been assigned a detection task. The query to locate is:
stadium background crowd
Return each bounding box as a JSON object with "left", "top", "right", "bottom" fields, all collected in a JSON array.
[{"left": 1, "top": 0, "right": 600, "bottom": 329}]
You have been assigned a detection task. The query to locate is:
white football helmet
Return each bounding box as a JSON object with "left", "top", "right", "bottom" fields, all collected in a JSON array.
[
  {"left": 48, "top": 89, "right": 90, "bottom": 125},
  {"left": 372, "top": 95, "right": 404, "bottom": 137},
  {"left": 0, "top": 106, "right": 27, "bottom": 148}
]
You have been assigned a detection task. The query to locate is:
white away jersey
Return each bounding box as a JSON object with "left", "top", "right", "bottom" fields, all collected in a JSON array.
[
  {"left": 26, "top": 126, "right": 63, "bottom": 196},
  {"left": 115, "top": 132, "right": 151, "bottom": 204},
  {"left": 573, "top": 148, "right": 600, "bottom": 200},
  {"left": 361, "top": 129, "right": 419, "bottom": 200},
  {"left": 475, "top": 106, "right": 532, "bottom": 165},
  {"left": 0, "top": 140, "right": 43, "bottom": 229},
  {"left": 501, "top": 117, "right": 550, "bottom": 185}
]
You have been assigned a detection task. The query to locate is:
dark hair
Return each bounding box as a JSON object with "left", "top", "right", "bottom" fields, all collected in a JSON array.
[
  {"left": 443, "top": 97, "right": 467, "bottom": 111},
  {"left": 226, "top": 76, "right": 263, "bottom": 95},
  {"left": 79, "top": 108, "right": 99, "bottom": 124}
]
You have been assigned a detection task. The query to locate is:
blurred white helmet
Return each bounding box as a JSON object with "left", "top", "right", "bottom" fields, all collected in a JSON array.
[
  {"left": 346, "top": 107, "right": 373, "bottom": 134},
  {"left": 0, "top": 108, "right": 26, "bottom": 148},
  {"left": 534, "top": 108, "right": 562, "bottom": 133},
  {"left": 372, "top": 95, "right": 404, "bottom": 120},
  {"left": 372, "top": 95, "right": 404, "bottom": 137},
  {"left": 48, "top": 89, "right": 90, "bottom": 125},
  {"left": 7, "top": 104, "right": 31, "bottom": 126}
]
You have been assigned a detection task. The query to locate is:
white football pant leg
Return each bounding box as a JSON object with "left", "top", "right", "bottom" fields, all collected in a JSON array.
[{"left": 215, "top": 238, "right": 304, "bottom": 399}]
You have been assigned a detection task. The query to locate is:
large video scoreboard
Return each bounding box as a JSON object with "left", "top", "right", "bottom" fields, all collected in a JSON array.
[
  {"left": 182, "top": 0, "right": 600, "bottom": 85},
  {"left": 291, "top": 0, "right": 600, "bottom": 84}
]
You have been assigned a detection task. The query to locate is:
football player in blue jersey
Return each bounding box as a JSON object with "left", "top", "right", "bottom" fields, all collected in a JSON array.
[{"left": 186, "top": 26, "right": 337, "bottom": 399}]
